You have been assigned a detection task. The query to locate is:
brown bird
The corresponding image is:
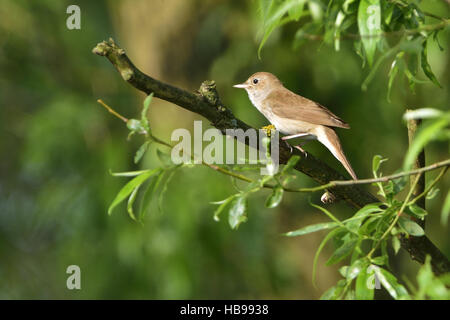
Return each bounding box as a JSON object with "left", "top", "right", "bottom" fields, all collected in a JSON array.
[{"left": 234, "top": 72, "right": 357, "bottom": 180}]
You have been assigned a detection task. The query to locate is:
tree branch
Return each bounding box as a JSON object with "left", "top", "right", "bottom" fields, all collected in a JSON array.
[{"left": 92, "top": 38, "right": 449, "bottom": 275}]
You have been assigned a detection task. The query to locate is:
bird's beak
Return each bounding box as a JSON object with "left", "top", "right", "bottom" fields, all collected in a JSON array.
[{"left": 233, "top": 83, "right": 248, "bottom": 89}]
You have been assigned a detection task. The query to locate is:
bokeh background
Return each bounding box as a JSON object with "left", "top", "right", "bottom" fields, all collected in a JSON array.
[{"left": 0, "top": 0, "right": 448, "bottom": 299}]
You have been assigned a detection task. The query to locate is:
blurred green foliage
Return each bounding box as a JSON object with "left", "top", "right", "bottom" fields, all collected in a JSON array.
[{"left": 0, "top": 0, "right": 448, "bottom": 299}]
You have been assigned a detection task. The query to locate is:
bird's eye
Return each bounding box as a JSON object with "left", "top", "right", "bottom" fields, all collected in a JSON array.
[{"left": 253, "top": 78, "right": 259, "bottom": 84}]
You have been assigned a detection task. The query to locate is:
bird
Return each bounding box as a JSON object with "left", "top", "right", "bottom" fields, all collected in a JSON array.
[{"left": 233, "top": 71, "right": 357, "bottom": 180}]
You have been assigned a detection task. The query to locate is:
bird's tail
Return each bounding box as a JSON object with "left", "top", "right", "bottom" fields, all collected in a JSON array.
[{"left": 315, "top": 126, "right": 357, "bottom": 180}]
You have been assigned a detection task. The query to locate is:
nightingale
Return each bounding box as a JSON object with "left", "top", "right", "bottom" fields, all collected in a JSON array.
[{"left": 234, "top": 72, "right": 357, "bottom": 180}]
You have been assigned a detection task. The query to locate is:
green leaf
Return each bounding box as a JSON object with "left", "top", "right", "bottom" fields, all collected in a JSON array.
[
  {"left": 308, "top": 0, "right": 323, "bottom": 21},
  {"left": 139, "top": 170, "right": 165, "bottom": 220},
  {"left": 375, "top": 267, "right": 409, "bottom": 299},
  {"left": 310, "top": 201, "right": 343, "bottom": 227},
  {"left": 127, "top": 118, "right": 144, "bottom": 133},
  {"left": 392, "top": 236, "right": 401, "bottom": 255},
  {"left": 357, "top": 0, "right": 381, "bottom": 67},
  {"left": 346, "top": 203, "right": 383, "bottom": 232},
  {"left": 213, "top": 195, "right": 235, "bottom": 222},
  {"left": 371, "top": 255, "right": 387, "bottom": 266},
  {"left": 372, "top": 155, "right": 387, "bottom": 174},
  {"left": 258, "top": 0, "right": 299, "bottom": 58},
  {"left": 398, "top": 216, "right": 424, "bottom": 236},
  {"left": 403, "top": 117, "right": 450, "bottom": 170},
  {"left": 387, "top": 53, "right": 400, "bottom": 102},
  {"left": 285, "top": 221, "right": 338, "bottom": 237},
  {"left": 158, "top": 166, "right": 179, "bottom": 214},
  {"left": 127, "top": 185, "right": 140, "bottom": 221},
  {"left": 326, "top": 238, "right": 357, "bottom": 266},
  {"left": 356, "top": 265, "right": 374, "bottom": 300},
  {"left": 110, "top": 169, "right": 152, "bottom": 177},
  {"left": 334, "top": 10, "right": 346, "bottom": 51},
  {"left": 345, "top": 258, "right": 369, "bottom": 281},
  {"left": 134, "top": 140, "right": 151, "bottom": 164},
  {"left": 143, "top": 93, "right": 154, "bottom": 115},
  {"left": 288, "top": 0, "right": 305, "bottom": 21},
  {"left": 421, "top": 40, "right": 442, "bottom": 88},
  {"left": 441, "top": 191, "right": 450, "bottom": 226},
  {"left": 425, "top": 187, "right": 439, "bottom": 200},
  {"left": 141, "top": 93, "right": 154, "bottom": 132},
  {"left": 321, "top": 279, "right": 347, "bottom": 300},
  {"left": 265, "top": 186, "right": 284, "bottom": 208},
  {"left": 407, "top": 204, "right": 428, "bottom": 219},
  {"left": 403, "top": 108, "right": 443, "bottom": 121},
  {"left": 312, "top": 228, "right": 343, "bottom": 285},
  {"left": 108, "top": 168, "right": 161, "bottom": 215},
  {"left": 228, "top": 195, "right": 248, "bottom": 229}
]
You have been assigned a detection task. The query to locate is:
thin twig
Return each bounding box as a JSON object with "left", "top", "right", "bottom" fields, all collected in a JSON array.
[
  {"left": 408, "top": 167, "right": 449, "bottom": 206},
  {"left": 97, "top": 99, "right": 128, "bottom": 123}
]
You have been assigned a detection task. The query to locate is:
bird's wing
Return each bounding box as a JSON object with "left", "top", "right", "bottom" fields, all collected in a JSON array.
[{"left": 267, "top": 90, "right": 350, "bottom": 129}]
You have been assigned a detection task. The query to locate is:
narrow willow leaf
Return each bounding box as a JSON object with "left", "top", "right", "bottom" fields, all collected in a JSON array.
[
  {"left": 326, "top": 238, "right": 357, "bottom": 266},
  {"left": 308, "top": 0, "right": 323, "bottom": 21},
  {"left": 346, "top": 203, "right": 383, "bottom": 232},
  {"left": 392, "top": 236, "right": 401, "bottom": 255},
  {"left": 403, "top": 108, "right": 443, "bottom": 121},
  {"left": 127, "top": 185, "right": 140, "bottom": 221},
  {"left": 139, "top": 170, "right": 165, "bottom": 220},
  {"left": 371, "top": 256, "right": 387, "bottom": 266},
  {"left": 259, "top": 0, "right": 274, "bottom": 20},
  {"left": 421, "top": 40, "right": 442, "bottom": 88},
  {"left": 158, "top": 167, "right": 179, "bottom": 214},
  {"left": 285, "top": 221, "right": 338, "bottom": 237},
  {"left": 110, "top": 169, "right": 152, "bottom": 177},
  {"left": 334, "top": 10, "right": 346, "bottom": 51},
  {"left": 345, "top": 258, "right": 369, "bottom": 281},
  {"left": 441, "top": 191, "right": 450, "bottom": 226},
  {"left": 265, "top": 186, "right": 284, "bottom": 208},
  {"left": 258, "top": 0, "right": 299, "bottom": 58},
  {"left": 310, "top": 201, "right": 342, "bottom": 226},
  {"left": 288, "top": 0, "right": 305, "bottom": 21},
  {"left": 228, "top": 195, "right": 248, "bottom": 229},
  {"left": 361, "top": 42, "right": 399, "bottom": 91},
  {"left": 356, "top": 265, "right": 374, "bottom": 300},
  {"left": 134, "top": 140, "right": 151, "bottom": 164},
  {"left": 141, "top": 93, "right": 154, "bottom": 132},
  {"left": 375, "top": 268, "right": 409, "bottom": 299},
  {"left": 143, "top": 93, "right": 154, "bottom": 114},
  {"left": 387, "top": 55, "right": 399, "bottom": 102},
  {"left": 357, "top": 0, "right": 381, "bottom": 67},
  {"left": 403, "top": 117, "right": 449, "bottom": 170},
  {"left": 398, "top": 216, "right": 425, "bottom": 236},
  {"left": 312, "top": 228, "right": 343, "bottom": 285},
  {"left": 213, "top": 195, "right": 235, "bottom": 222},
  {"left": 108, "top": 168, "right": 160, "bottom": 215},
  {"left": 320, "top": 280, "right": 347, "bottom": 300},
  {"left": 372, "top": 155, "right": 386, "bottom": 175},
  {"left": 426, "top": 187, "right": 439, "bottom": 200},
  {"left": 127, "top": 118, "right": 144, "bottom": 132},
  {"left": 408, "top": 204, "right": 428, "bottom": 218}
]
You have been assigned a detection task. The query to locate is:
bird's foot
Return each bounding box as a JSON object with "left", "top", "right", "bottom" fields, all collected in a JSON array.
[{"left": 261, "top": 124, "right": 276, "bottom": 137}]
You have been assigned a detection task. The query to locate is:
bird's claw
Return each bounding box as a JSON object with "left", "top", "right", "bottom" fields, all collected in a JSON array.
[{"left": 261, "top": 124, "right": 276, "bottom": 137}]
